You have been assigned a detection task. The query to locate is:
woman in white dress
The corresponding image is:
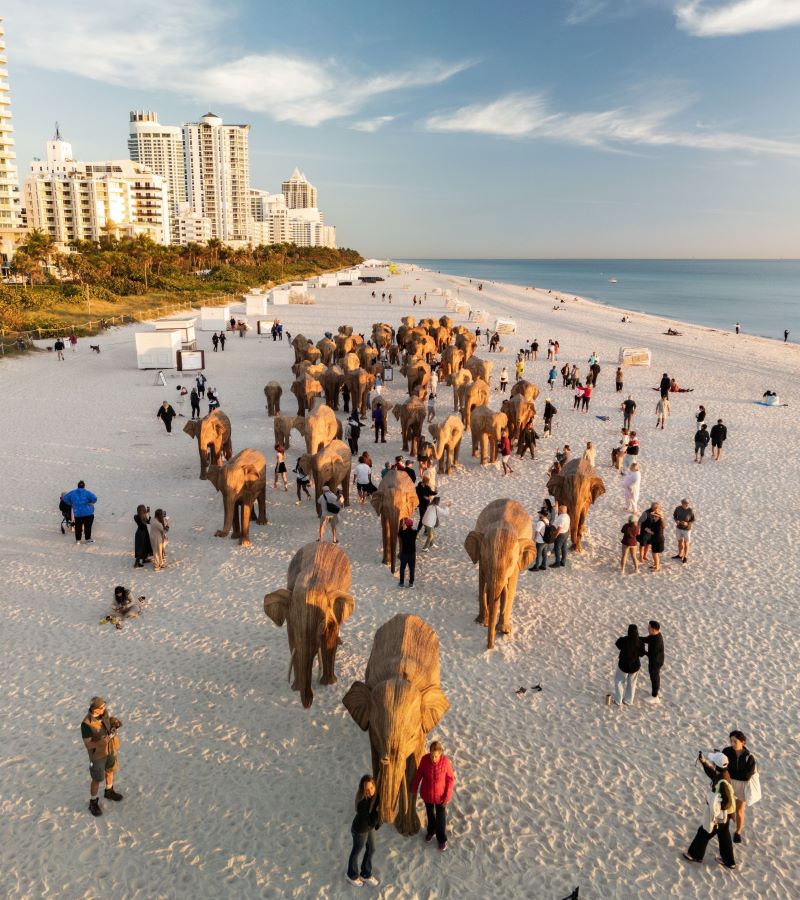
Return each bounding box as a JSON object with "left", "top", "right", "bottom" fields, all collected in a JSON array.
[
  {"left": 149, "top": 509, "right": 169, "bottom": 571},
  {"left": 622, "top": 463, "right": 641, "bottom": 514}
]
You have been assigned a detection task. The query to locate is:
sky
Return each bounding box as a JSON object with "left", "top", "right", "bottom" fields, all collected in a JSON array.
[{"left": 4, "top": 0, "right": 800, "bottom": 258}]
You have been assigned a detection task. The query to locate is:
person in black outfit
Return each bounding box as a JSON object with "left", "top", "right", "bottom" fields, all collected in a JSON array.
[
  {"left": 785, "top": 329, "right": 790, "bottom": 342},
  {"left": 517, "top": 420, "right": 539, "bottom": 459},
  {"left": 190, "top": 388, "right": 201, "bottom": 419},
  {"left": 642, "top": 620, "right": 664, "bottom": 703},
  {"left": 347, "top": 413, "right": 362, "bottom": 454},
  {"left": 543, "top": 399, "right": 557, "bottom": 437},
  {"left": 683, "top": 752, "right": 737, "bottom": 869},
  {"left": 341, "top": 382, "right": 351, "bottom": 413},
  {"left": 659, "top": 373, "right": 671, "bottom": 398},
  {"left": 723, "top": 731, "right": 757, "bottom": 843},
  {"left": 346, "top": 775, "right": 381, "bottom": 886},
  {"left": 415, "top": 474, "right": 437, "bottom": 526},
  {"left": 219, "top": 332, "right": 226, "bottom": 351},
  {"left": 211, "top": 332, "right": 219, "bottom": 351},
  {"left": 372, "top": 402, "right": 386, "bottom": 443},
  {"left": 621, "top": 396, "right": 636, "bottom": 430},
  {"left": 696, "top": 405, "right": 706, "bottom": 425},
  {"left": 133, "top": 505, "right": 152, "bottom": 568},
  {"left": 398, "top": 518, "right": 418, "bottom": 587},
  {"left": 694, "top": 423, "right": 710, "bottom": 463},
  {"left": 710, "top": 419, "right": 727, "bottom": 461},
  {"left": 611, "top": 624, "right": 645, "bottom": 706},
  {"left": 156, "top": 400, "right": 177, "bottom": 434},
  {"left": 590, "top": 362, "right": 600, "bottom": 386}
]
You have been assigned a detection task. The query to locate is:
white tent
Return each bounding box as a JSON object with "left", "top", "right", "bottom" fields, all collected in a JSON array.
[
  {"left": 135, "top": 331, "right": 181, "bottom": 369},
  {"left": 199, "top": 306, "right": 230, "bottom": 332},
  {"left": 153, "top": 316, "right": 197, "bottom": 347},
  {"left": 494, "top": 317, "right": 517, "bottom": 335},
  {"left": 469, "top": 309, "right": 488, "bottom": 323},
  {"left": 618, "top": 347, "right": 652, "bottom": 367}
]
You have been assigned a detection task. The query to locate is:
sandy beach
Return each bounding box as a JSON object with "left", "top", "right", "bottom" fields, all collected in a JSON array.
[{"left": 1, "top": 267, "right": 798, "bottom": 899}]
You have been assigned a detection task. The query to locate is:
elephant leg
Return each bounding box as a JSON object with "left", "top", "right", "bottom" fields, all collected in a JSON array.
[
  {"left": 256, "top": 487, "right": 268, "bottom": 524},
  {"left": 396, "top": 751, "right": 421, "bottom": 836},
  {"left": 487, "top": 593, "right": 499, "bottom": 649},
  {"left": 229, "top": 502, "right": 242, "bottom": 540},
  {"left": 381, "top": 516, "right": 391, "bottom": 566},
  {"left": 401, "top": 428, "right": 409, "bottom": 452},
  {"left": 340, "top": 477, "right": 350, "bottom": 508},
  {"left": 500, "top": 578, "right": 517, "bottom": 635},
  {"left": 239, "top": 503, "right": 252, "bottom": 546},
  {"left": 319, "top": 624, "right": 338, "bottom": 685}
]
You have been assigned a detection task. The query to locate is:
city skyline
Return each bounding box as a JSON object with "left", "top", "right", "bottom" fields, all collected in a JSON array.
[{"left": 4, "top": 1, "right": 800, "bottom": 257}]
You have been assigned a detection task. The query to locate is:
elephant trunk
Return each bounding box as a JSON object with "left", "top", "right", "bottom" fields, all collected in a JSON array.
[
  {"left": 219, "top": 488, "right": 236, "bottom": 537},
  {"left": 484, "top": 564, "right": 505, "bottom": 649},
  {"left": 293, "top": 641, "right": 315, "bottom": 709},
  {"left": 377, "top": 756, "right": 402, "bottom": 825}
]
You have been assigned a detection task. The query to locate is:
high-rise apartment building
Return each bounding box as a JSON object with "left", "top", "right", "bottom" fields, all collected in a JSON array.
[
  {"left": 281, "top": 168, "right": 318, "bottom": 209},
  {"left": 0, "top": 18, "right": 21, "bottom": 265},
  {"left": 128, "top": 111, "right": 187, "bottom": 244},
  {"left": 183, "top": 113, "right": 251, "bottom": 242},
  {"left": 24, "top": 135, "right": 171, "bottom": 246},
  {"left": 249, "top": 188, "right": 290, "bottom": 244}
]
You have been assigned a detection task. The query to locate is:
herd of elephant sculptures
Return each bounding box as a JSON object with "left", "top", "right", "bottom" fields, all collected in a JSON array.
[{"left": 180, "top": 314, "right": 606, "bottom": 834}]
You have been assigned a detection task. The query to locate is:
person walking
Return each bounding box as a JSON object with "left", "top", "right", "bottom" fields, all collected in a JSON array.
[
  {"left": 415, "top": 471, "right": 437, "bottom": 524},
  {"left": 723, "top": 731, "right": 759, "bottom": 844},
  {"left": 785, "top": 329, "right": 790, "bottom": 342},
  {"left": 371, "top": 400, "right": 387, "bottom": 443},
  {"left": 133, "top": 505, "right": 152, "bottom": 568},
  {"left": 149, "top": 508, "right": 169, "bottom": 571},
  {"left": 317, "top": 486, "right": 342, "bottom": 543},
  {"left": 499, "top": 429, "right": 513, "bottom": 475},
  {"left": 655, "top": 395, "right": 670, "bottom": 430},
  {"left": 672, "top": 499, "right": 695, "bottom": 563},
  {"left": 398, "top": 517, "right": 418, "bottom": 587},
  {"left": 622, "top": 462, "right": 641, "bottom": 514},
  {"left": 659, "top": 373, "right": 671, "bottom": 398},
  {"left": 580, "top": 382, "right": 592, "bottom": 412},
  {"left": 621, "top": 396, "right": 636, "bottom": 430},
  {"left": 54, "top": 337, "right": 65, "bottom": 361},
  {"left": 696, "top": 404, "right": 706, "bottom": 426},
  {"left": 499, "top": 367, "right": 509, "bottom": 393},
  {"left": 517, "top": 420, "right": 539, "bottom": 459},
  {"left": 427, "top": 393, "right": 436, "bottom": 423},
  {"left": 623, "top": 431, "right": 639, "bottom": 472},
  {"left": 63, "top": 480, "right": 97, "bottom": 544},
  {"left": 176, "top": 385, "right": 188, "bottom": 417},
  {"left": 641, "top": 621, "right": 664, "bottom": 704},
  {"left": 710, "top": 419, "right": 727, "bottom": 461},
  {"left": 551, "top": 504, "right": 570, "bottom": 568},
  {"left": 354, "top": 454, "right": 376, "bottom": 503},
  {"left": 612, "top": 624, "right": 646, "bottom": 706},
  {"left": 590, "top": 362, "right": 601, "bottom": 386},
  {"left": 219, "top": 331, "right": 226, "bottom": 351},
  {"left": 529, "top": 509, "right": 553, "bottom": 571},
  {"left": 561, "top": 362, "right": 571, "bottom": 387},
  {"left": 583, "top": 441, "right": 596, "bottom": 467},
  {"left": 293, "top": 459, "right": 312, "bottom": 504},
  {"left": 637, "top": 503, "right": 656, "bottom": 565},
  {"left": 212, "top": 332, "right": 219, "bottom": 352},
  {"left": 196, "top": 373, "right": 207, "bottom": 398},
  {"left": 411, "top": 740, "right": 456, "bottom": 851},
  {"left": 273, "top": 444, "right": 289, "bottom": 491},
  {"left": 347, "top": 412, "right": 362, "bottom": 454},
  {"left": 694, "top": 423, "right": 710, "bottom": 463},
  {"left": 531, "top": 339, "right": 539, "bottom": 360},
  {"left": 547, "top": 365, "right": 558, "bottom": 389},
  {"left": 619, "top": 515, "right": 639, "bottom": 574},
  {"left": 346, "top": 774, "right": 382, "bottom": 887},
  {"left": 189, "top": 388, "right": 201, "bottom": 419},
  {"left": 735, "top": 322, "right": 740, "bottom": 335},
  {"left": 569, "top": 364, "right": 579, "bottom": 387},
  {"left": 421, "top": 496, "right": 447, "bottom": 550},
  {"left": 683, "top": 752, "right": 737, "bottom": 869},
  {"left": 615, "top": 366, "right": 624, "bottom": 393},
  {"left": 68, "top": 332, "right": 78, "bottom": 352},
  {"left": 515, "top": 358, "right": 524, "bottom": 381},
  {"left": 543, "top": 398, "right": 557, "bottom": 437},
  {"left": 156, "top": 400, "right": 177, "bottom": 434},
  {"left": 81, "top": 697, "right": 123, "bottom": 817}
]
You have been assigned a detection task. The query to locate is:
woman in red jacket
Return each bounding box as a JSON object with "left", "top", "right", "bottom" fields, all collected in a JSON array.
[{"left": 411, "top": 740, "right": 455, "bottom": 851}]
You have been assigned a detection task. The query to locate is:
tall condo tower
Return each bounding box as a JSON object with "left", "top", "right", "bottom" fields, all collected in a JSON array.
[
  {"left": 183, "top": 112, "right": 251, "bottom": 242},
  {"left": 281, "top": 168, "right": 318, "bottom": 209},
  {"left": 0, "top": 18, "right": 20, "bottom": 264},
  {"left": 128, "top": 111, "right": 187, "bottom": 244}
]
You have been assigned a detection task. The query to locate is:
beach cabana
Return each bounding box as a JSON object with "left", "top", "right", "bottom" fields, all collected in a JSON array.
[
  {"left": 469, "top": 309, "right": 488, "bottom": 323},
  {"left": 618, "top": 347, "right": 652, "bottom": 367},
  {"left": 494, "top": 317, "right": 517, "bottom": 335},
  {"left": 135, "top": 331, "right": 181, "bottom": 369},
  {"left": 454, "top": 300, "right": 472, "bottom": 315},
  {"left": 199, "top": 306, "right": 230, "bottom": 332},
  {"left": 245, "top": 294, "right": 269, "bottom": 316},
  {"left": 153, "top": 316, "right": 197, "bottom": 348}
]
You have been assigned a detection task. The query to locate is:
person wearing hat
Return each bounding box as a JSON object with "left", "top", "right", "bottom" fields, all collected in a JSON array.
[
  {"left": 673, "top": 499, "right": 695, "bottom": 564},
  {"left": 80, "top": 697, "right": 123, "bottom": 817},
  {"left": 397, "top": 517, "right": 418, "bottom": 588},
  {"left": 683, "top": 751, "right": 737, "bottom": 868}
]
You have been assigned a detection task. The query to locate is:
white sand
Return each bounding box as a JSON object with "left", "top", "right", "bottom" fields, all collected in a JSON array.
[{"left": 1, "top": 269, "right": 798, "bottom": 899}]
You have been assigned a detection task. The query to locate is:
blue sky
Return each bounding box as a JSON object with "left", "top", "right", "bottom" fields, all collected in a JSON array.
[{"left": 4, "top": 0, "right": 800, "bottom": 257}]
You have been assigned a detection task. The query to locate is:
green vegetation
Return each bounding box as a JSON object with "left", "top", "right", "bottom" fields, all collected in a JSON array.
[{"left": 1, "top": 231, "right": 362, "bottom": 337}]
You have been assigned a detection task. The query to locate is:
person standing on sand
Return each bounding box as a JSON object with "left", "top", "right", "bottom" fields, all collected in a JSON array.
[
  {"left": 616, "top": 366, "right": 624, "bottom": 393},
  {"left": 673, "top": 499, "right": 695, "bottom": 563},
  {"left": 623, "top": 431, "right": 639, "bottom": 472},
  {"left": 517, "top": 420, "right": 539, "bottom": 459},
  {"left": 785, "top": 329, "right": 790, "bottom": 342},
  {"left": 723, "top": 731, "right": 759, "bottom": 845},
  {"left": 317, "top": 486, "right": 341, "bottom": 543},
  {"left": 54, "top": 337, "right": 65, "bottom": 360},
  {"left": 683, "top": 752, "right": 737, "bottom": 869},
  {"left": 735, "top": 322, "right": 740, "bottom": 335},
  {"left": 612, "top": 624, "right": 646, "bottom": 706},
  {"left": 696, "top": 405, "right": 706, "bottom": 426},
  {"left": 346, "top": 774, "right": 382, "bottom": 887},
  {"left": 499, "top": 429, "right": 513, "bottom": 475},
  {"left": 583, "top": 441, "right": 596, "bottom": 467},
  {"left": 656, "top": 395, "right": 670, "bottom": 430},
  {"left": 543, "top": 398, "right": 557, "bottom": 437},
  {"left": 623, "top": 463, "right": 641, "bottom": 514},
  {"left": 81, "top": 697, "right": 123, "bottom": 817},
  {"left": 133, "top": 505, "right": 152, "bottom": 568},
  {"left": 547, "top": 365, "right": 557, "bottom": 389},
  {"left": 211, "top": 332, "right": 219, "bottom": 352},
  {"left": 659, "top": 373, "right": 671, "bottom": 398},
  {"left": 620, "top": 516, "right": 639, "bottom": 574},
  {"left": 531, "top": 339, "right": 539, "bottom": 360},
  {"left": 294, "top": 459, "right": 312, "bottom": 504},
  {"left": 149, "top": 509, "right": 169, "bottom": 571},
  {"left": 529, "top": 509, "right": 552, "bottom": 571},
  {"left": 642, "top": 621, "right": 664, "bottom": 703},
  {"left": 622, "top": 396, "right": 636, "bottom": 431},
  {"left": 156, "top": 400, "right": 177, "bottom": 434},
  {"left": 573, "top": 383, "right": 584, "bottom": 410},
  {"left": 411, "top": 740, "right": 456, "bottom": 852},
  {"left": 499, "top": 367, "right": 509, "bottom": 393},
  {"left": 648, "top": 503, "right": 665, "bottom": 571},
  {"left": 694, "top": 423, "right": 710, "bottom": 463},
  {"left": 398, "top": 517, "right": 418, "bottom": 588},
  {"left": 551, "top": 504, "right": 570, "bottom": 568},
  {"left": 421, "top": 496, "right": 447, "bottom": 550},
  {"left": 196, "top": 373, "right": 207, "bottom": 398},
  {"left": 710, "top": 419, "right": 727, "bottom": 461},
  {"left": 190, "top": 388, "right": 201, "bottom": 419},
  {"left": 69, "top": 332, "right": 78, "bottom": 352},
  {"left": 273, "top": 444, "right": 289, "bottom": 491},
  {"left": 581, "top": 382, "right": 592, "bottom": 412},
  {"left": 219, "top": 331, "right": 226, "bottom": 351},
  {"left": 63, "top": 480, "right": 97, "bottom": 544}
]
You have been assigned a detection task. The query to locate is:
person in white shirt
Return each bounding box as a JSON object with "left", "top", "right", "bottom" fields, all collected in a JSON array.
[
  {"left": 622, "top": 463, "right": 641, "bottom": 514},
  {"left": 317, "top": 487, "right": 342, "bottom": 542},
  {"left": 551, "top": 505, "right": 571, "bottom": 568},
  {"left": 583, "top": 441, "right": 596, "bottom": 467},
  {"left": 354, "top": 456, "right": 376, "bottom": 503},
  {"left": 429, "top": 369, "right": 439, "bottom": 398},
  {"left": 421, "top": 496, "right": 449, "bottom": 550}
]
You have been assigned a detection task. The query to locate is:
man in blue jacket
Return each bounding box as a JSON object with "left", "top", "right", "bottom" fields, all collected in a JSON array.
[{"left": 63, "top": 480, "right": 98, "bottom": 543}]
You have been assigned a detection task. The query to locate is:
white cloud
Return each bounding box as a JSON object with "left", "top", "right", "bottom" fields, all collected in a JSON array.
[
  {"left": 350, "top": 116, "right": 396, "bottom": 133},
  {"left": 675, "top": 0, "right": 800, "bottom": 35},
  {"left": 424, "top": 92, "right": 800, "bottom": 157},
  {"left": 2, "top": 1, "right": 469, "bottom": 127}
]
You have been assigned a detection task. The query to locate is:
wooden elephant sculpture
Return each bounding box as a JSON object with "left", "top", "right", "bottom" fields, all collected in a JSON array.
[
  {"left": 345, "top": 368, "right": 375, "bottom": 417},
  {"left": 440, "top": 346, "right": 464, "bottom": 383},
  {"left": 510, "top": 379, "right": 540, "bottom": 404},
  {"left": 291, "top": 373, "right": 323, "bottom": 416},
  {"left": 370, "top": 470, "right": 419, "bottom": 573},
  {"left": 183, "top": 409, "right": 233, "bottom": 480},
  {"left": 316, "top": 337, "right": 336, "bottom": 366},
  {"left": 320, "top": 365, "right": 345, "bottom": 409},
  {"left": 501, "top": 394, "right": 535, "bottom": 441},
  {"left": 406, "top": 334, "right": 436, "bottom": 361},
  {"left": 343, "top": 613, "right": 449, "bottom": 835},
  {"left": 462, "top": 378, "right": 491, "bottom": 430},
  {"left": 303, "top": 346, "right": 322, "bottom": 365},
  {"left": 335, "top": 333, "right": 358, "bottom": 359},
  {"left": 273, "top": 414, "right": 306, "bottom": 450},
  {"left": 465, "top": 356, "right": 493, "bottom": 387},
  {"left": 291, "top": 333, "right": 312, "bottom": 364},
  {"left": 392, "top": 397, "right": 426, "bottom": 455},
  {"left": 299, "top": 439, "right": 352, "bottom": 517},
  {"left": 371, "top": 323, "right": 394, "bottom": 348},
  {"left": 464, "top": 499, "right": 536, "bottom": 648},
  {"left": 546, "top": 458, "right": 606, "bottom": 552},
  {"left": 264, "top": 381, "right": 282, "bottom": 417},
  {"left": 207, "top": 448, "right": 268, "bottom": 546},
  {"left": 439, "top": 315, "right": 453, "bottom": 330},
  {"left": 358, "top": 344, "right": 379, "bottom": 369},
  {"left": 428, "top": 324, "right": 452, "bottom": 351},
  {"left": 341, "top": 351, "right": 361, "bottom": 373},
  {"left": 451, "top": 368, "right": 473, "bottom": 412},
  {"left": 402, "top": 359, "right": 430, "bottom": 398},
  {"left": 304, "top": 404, "right": 342, "bottom": 454},
  {"left": 291, "top": 360, "right": 326, "bottom": 380},
  {"left": 455, "top": 330, "right": 477, "bottom": 361},
  {"left": 264, "top": 542, "right": 355, "bottom": 708},
  {"left": 338, "top": 324, "right": 354, "bottom": 337},
  {"left": 428, "top": 414, "right": 464, "bottom": 475},
  {"left": 470, "top": 405, "right": 508, "bottom": 464}
]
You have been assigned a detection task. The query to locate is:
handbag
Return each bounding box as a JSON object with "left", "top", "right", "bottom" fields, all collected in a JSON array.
[{"left": 744, "top": 768, "right": 762, "bottom": 806}]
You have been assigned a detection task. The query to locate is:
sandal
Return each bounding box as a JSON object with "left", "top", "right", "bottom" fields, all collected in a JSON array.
[{"left": 682, "top": 852, "right": 700, "bottom": 863}]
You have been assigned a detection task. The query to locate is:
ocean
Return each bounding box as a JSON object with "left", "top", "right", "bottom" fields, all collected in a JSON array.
[{"left": 399, "top": 259, "right": 799, "bottom": 342}]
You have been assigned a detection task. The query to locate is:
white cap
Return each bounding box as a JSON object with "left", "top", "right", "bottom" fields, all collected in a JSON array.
[{"left": 706, "top": 752, "right": 728, "bottom": 769}]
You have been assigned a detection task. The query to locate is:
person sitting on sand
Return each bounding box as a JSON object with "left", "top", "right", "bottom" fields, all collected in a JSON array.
[{"left": 113, "top": 586, "right": 143, "bottom": 619}]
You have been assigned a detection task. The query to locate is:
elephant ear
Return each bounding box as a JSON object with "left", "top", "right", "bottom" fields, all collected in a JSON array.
[
  {"left": 342, "top": 681, "right": 371, "bottom": 731},
  {"left": 294, "top": 418, "right": 308, "bottom": 437},
  {"left": 331, "top": 591, "right": 355, "bottom": 624},
  {"left": 264, "top": 588, "right": 292, "bottom": 626},
  {"left": 547, "top": 474, "right": 564, "bottom": 499},
  {"left": 392, "top": 404, "right": 402, "bottom": 421},
  {"left": 591, "top": 478, "right": 606, "bottom": 502},
  {"left": 517, "top": 539, "right": 537, "bottom": 572},
  {"left": 464, "top": 530, "right": 482, "bottom": 564},
  {"left": 420, "top": 686, "right": 450, "bottom": 732},
  {"left": 183, "top": 420, "right": 198, "bottom": 438}
]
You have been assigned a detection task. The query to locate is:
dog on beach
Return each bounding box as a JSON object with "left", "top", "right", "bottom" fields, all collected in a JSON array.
[
  {"left": 89, "top": 344, "right": 101, "bottom": 354},
  {"left": 611, "top": 446, "right": 624, "bottom": 470}
]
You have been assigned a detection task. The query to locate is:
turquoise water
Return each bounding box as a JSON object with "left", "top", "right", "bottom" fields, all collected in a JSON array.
[{"left": 400, "top": 259, "right": 799, "bottom": 342}]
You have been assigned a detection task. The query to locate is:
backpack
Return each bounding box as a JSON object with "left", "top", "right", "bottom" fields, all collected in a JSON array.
[{"left": 543, "top": 523, "right": 559, "bottom": 544}]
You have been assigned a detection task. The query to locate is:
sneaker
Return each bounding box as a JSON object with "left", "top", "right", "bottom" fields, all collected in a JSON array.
[
  {"left": 362, "top": 876, "right": 380, "bottom": 886},
  {"left": 346, "top": 875, "right": 363, "bottom": 886},
  {"left": 104, "top": 787, "right": 123, "bottom": 801},
  {"left": 425, "top": 834, "right": 435, "bottom": 843},
  {"left": 644, "top": 695, "right": 661, "bottom": 704},
  {"left": 84, "top": 539, "right": 95, "bottom": 544},
  {"left": 671, "top": 555, "right": 682, "bottom": 560},
  {"left": 89, "top": 798, "right": 102, "bottom": 817},
  {"left": 438, "top": 841, "right": 448, "bottom": 852}
]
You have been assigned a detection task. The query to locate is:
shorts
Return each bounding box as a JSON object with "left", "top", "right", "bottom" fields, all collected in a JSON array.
[
  {"left": 730, "top": 778, "right": 747, "bottom": 803},
  {"left": 276, "top": 462, "right": 287, "bottom": 474},
  {"left": 676, "top": 527, "right": 692, "bottom": 542},
  {"left": 711, "top": 440, "right": 722, "bottom": 449},
  {"left": 695, "top": 441, "right": 706, "bottom": 455},
  {"left": 89, "top": 753, "right": 118, "bottom": 782}
]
